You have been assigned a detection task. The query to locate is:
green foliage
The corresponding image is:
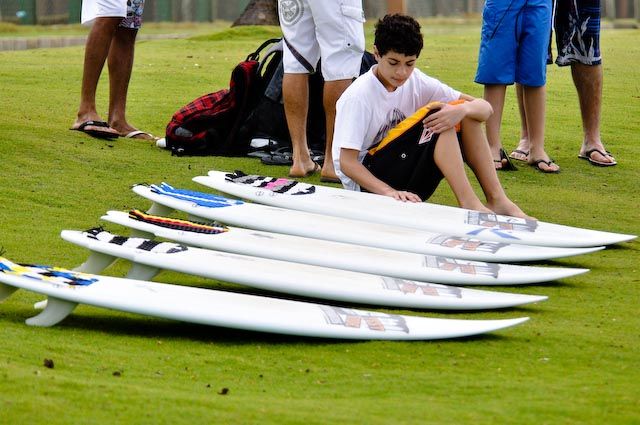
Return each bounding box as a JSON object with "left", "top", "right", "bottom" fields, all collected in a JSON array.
[{"left": 0, "top": 22, "right": 638, "bottom": 424}]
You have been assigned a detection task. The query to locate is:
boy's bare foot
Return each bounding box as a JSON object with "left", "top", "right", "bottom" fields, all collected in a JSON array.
[
  {"left": 289, "top": 161, "right": 320, "bottom": 178},
  {"left": 486, "top": 198, "right": 535, "bottom": 220}
]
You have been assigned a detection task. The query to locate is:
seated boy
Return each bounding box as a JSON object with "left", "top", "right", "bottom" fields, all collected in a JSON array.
[{"left": 332, "top": 14, "right": 529, "bottom": 218}]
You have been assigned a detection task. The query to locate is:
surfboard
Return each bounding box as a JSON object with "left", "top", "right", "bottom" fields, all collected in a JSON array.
[
  {"left": 197, "top": 170, "right": 636, "bottom": 248},
  {"left": 61, "top": 228, "right": 552, "bottom": 311},
  {"left": 132, "top": 183, "right": 603, "bottom": 263},
  {"left": 0, "top": 257, "right": 529, "bottom": 340},
  {"left": 98, "top": 211, "right": 586, "bottom": 286}
]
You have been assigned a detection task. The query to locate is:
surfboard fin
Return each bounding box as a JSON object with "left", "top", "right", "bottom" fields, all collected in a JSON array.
[
  {"left": 147, "top": 202, "right": 174, "bottom": 216},
  {"left": 0, "top": 282, "right": 18, "bottom": 302},
  {"left": 73, "top": 251, "right": 116, "bottom": 274},
  {"left": 127, "top": 263, "right": 160, "bottom": 281},
  {"left": 25, "top": 296, "right": 77, "bottom": 327}
]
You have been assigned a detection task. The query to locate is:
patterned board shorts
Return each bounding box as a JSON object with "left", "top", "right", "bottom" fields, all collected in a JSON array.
[
  {"left": 120, "top": 0, "right": 145, "bottom": 29},
  {"left": 551, "top": 0, "right": 602, "bottom": 66}
]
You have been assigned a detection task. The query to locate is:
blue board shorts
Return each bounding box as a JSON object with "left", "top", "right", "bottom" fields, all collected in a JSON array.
[
  {"left": 475, "top": 0, "right": 552, "bottom": 87},
  {"left": 550, "top": 0, "right": 602, "bottom": 66}
]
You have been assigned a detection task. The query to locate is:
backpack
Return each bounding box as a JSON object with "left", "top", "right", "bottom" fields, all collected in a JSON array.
[{"left": 164, "top": 38, "right": 281, "bottom": 156}]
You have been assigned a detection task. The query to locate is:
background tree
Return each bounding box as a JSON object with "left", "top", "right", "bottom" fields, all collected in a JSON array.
[{"left": 233, "top": 0, "right": 279, "bottom": 26}]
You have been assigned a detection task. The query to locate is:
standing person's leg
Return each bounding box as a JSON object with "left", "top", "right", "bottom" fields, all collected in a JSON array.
[
  {"left": 511, "top": 83, "right": 530, "bottom": 161},
  {"left": 517, "top": 0, "right": 555, "bottom": 172},
  {"left": 107, "top": 27, "right": 140, "bottom": 137},
  {"left": 522, "top": 85, "right": 558, "bottom": 172},
  {"left": 573, "top": 63, "right": 615, "bottom": 165},
  {"left": 312, "top": 0, "right": 365, "bottom": 181},
  {"left": 71, "top": 17, "right": 121, "bottom": 136},
  {"left": 321, "top": 79, "right": 351, "bottom": 181},
  {"left": 456, "top": 117, "right": 529, "bottom": 218},
  {"left": 283, "top": 73, "right": 318, "bottom": 177},
  {"left": 482, "top": 84, "right": 508, "bottom": 168},
  {"left": 278, "top": 0, "right": 322, "bottom": 177}
]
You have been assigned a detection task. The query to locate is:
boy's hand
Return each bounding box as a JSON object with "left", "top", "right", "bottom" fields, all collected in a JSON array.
[
  {"left": 422, "top": 102, "right": 466, "bottom": 134},
  {"left": 382, "top": 188, "right": 422, "bottom": 202}
]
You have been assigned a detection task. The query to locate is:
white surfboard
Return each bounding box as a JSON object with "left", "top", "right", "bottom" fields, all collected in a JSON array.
[
  {"left": 0, "top": 258, "right": 529, "bottom": 340},
  {"left": 132, "top": 183, "right": 603, "bottom": 263},
  {"left": 98, "top": 211, "right": 586, "bottom": 286},
  {"left": 61, "top": 228, "right": 551, "bottom": 310},
  {"left": 198, "top": 171, "right": 636, "bottom": 248}
]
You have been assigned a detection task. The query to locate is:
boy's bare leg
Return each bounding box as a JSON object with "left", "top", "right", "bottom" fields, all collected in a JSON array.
[
  {"left": 322, "top": 79, "right": 351, "bottom": 181},
  {"left": 512, "top": 83, "right": 530, "bottom": 160},
  {"left": 458, "top": 118, "right": 529, "bottom": 218},
  {"left": 432, "top": 128, "right": 491, "bottom": 213},
  {"left": 483, "top": 84, "right": 507, "bottom": 167},
  {"left": 522, "top": 85, "right": 559, "bottom": 172},
  {"left": 283, "top": 73, "right": 317, "bottom": 177},
  {"left": 107, "top": 27, "right": 143, "bottom": 137},
  {"left": 72, "top": 17, "right": 121, "bottom": 136}
]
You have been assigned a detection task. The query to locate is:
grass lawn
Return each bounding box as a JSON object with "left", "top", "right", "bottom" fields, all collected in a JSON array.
[{"left": 0, "top": 21, "right": 638, "bottom": 424}]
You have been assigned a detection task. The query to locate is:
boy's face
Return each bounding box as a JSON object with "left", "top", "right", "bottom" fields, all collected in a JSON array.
[{"left": 373, "top": 47, "right": 418, "bottom": 92}]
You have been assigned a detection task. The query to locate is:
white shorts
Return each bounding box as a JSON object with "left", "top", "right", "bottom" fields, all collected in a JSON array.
[
  {"left": 278, "top": 0, "right": 365, "bottom": 81},
  {"left": 82, "top": 0, "right": 145, "bottom": 29}
]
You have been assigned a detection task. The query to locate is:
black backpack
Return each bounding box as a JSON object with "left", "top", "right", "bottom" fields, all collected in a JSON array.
[{"left": 164, "top": 38, "right": 281, "bottom": 156}]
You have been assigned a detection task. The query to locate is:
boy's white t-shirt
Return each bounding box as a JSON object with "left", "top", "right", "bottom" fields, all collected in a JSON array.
[{"left": 332, "top": 65, "right": 461, "bottom": 191}]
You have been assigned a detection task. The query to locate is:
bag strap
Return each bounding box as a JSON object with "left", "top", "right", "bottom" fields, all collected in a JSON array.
[
  {"left": 283, "top": 36, "right": 315, "bottom": 73},
  {"left": 246, "top": 38, "right": 282, "bottom": 61}
]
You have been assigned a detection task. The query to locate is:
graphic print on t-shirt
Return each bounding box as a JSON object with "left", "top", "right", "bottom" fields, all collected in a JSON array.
[{"left": 372, "top": 108, "right": 406, "bottom": 147}]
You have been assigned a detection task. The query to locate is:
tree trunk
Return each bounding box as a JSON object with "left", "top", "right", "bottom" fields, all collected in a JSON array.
[{"left": 232, "top": 0, "right": 279, "bottom": 26}]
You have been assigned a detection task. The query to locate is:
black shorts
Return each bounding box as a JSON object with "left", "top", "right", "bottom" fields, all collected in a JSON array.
[
  {"left": 362, "top": 105, "right": 453, "bottom": 201},
  {"left": 548, "top": 0, "right": 602, "bottom": 66}
]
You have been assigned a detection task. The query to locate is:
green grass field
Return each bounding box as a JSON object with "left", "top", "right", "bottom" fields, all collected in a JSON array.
[{"left": 0, "top": 21, "right": 638, "bottom": 424}]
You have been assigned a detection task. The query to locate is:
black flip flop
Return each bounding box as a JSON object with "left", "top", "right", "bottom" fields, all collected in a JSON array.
[
  {"left": 578, "top": 148, "right": 617, "bottom": 167},
  {"left": 495, "top": 148, "right": 517, "bottom": 171},
  {"left": 71, "top": 120, "right": 119, "bottom": 139},
  {"left": 530, "top": 158, "right": 560, "bottom": 174}
]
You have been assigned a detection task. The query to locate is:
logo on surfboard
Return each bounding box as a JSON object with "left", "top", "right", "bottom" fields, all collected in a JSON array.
[
  {"left": 425, "top": 256, "right": 500, "bottom": 278},
  {"left": 380, "top": 276, "right": 462, "bottom": 298},
  {"left": 427, "top": 235, "right": 507, "bottom": 253},
  {"left": 320, "top": 306, "right": 409, "bottom": 333}
]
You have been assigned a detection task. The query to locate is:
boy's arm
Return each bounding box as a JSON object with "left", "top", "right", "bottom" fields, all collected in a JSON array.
[
  {"left": 423, "top": 94, "right": 493, "bottom": 133},
  {"left": 340, "top": 148, "right": 422, "bottom": 202}
]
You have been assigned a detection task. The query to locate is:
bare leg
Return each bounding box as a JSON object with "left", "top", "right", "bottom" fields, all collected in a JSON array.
[
  {"left": 321, "top": 79, "right": 352, "bottom": 181},
  {"left": 483, "top": 84, "right": 507, "bottom": 167},
  {"left": 107, "top": 27, "right": 146, "bottom": 138},
  {"left": 433, "top": 128, "right": 491, "bottom": 213},
  {"left": 572, "top": 63, "right": 614, "bottom": 164},
  {"left": 458, "top": 117, "right": 529, "bottom": 218},
  {"left": 522, "top": 85, "right": 559, "bottom": 172},
  {"left": 283, "top": 73, "right": 317, "bottom": 177},
  {"left": 511, "top": 83, "right": 530, "bottom": 160},
  {"left": 72, "top": 17, "right": 121, "bottom": 136}
]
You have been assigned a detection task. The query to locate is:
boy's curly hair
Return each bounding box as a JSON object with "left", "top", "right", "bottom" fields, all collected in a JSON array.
[{"left": 374, "top": 14, "right": 424, "bottom": 57}]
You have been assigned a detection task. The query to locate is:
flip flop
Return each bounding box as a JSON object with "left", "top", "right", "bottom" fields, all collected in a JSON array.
[
  {"left": 122, "top": 130, "right": 158, "bottom": 141},
  {"left": 70, "top": 120, "right": 119, "bottom": 139},
  {"left": 509, "top": 149, "right": 529, "bottom": 162},
  {"left": 530, "top": 159, "right": 560, "bottom": 174},
  {"left": 578, "top": 148, "right": 617, "bottom": 167},
  {"left": 495, "top": 148, "right": 517, "bottom": 171}
]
